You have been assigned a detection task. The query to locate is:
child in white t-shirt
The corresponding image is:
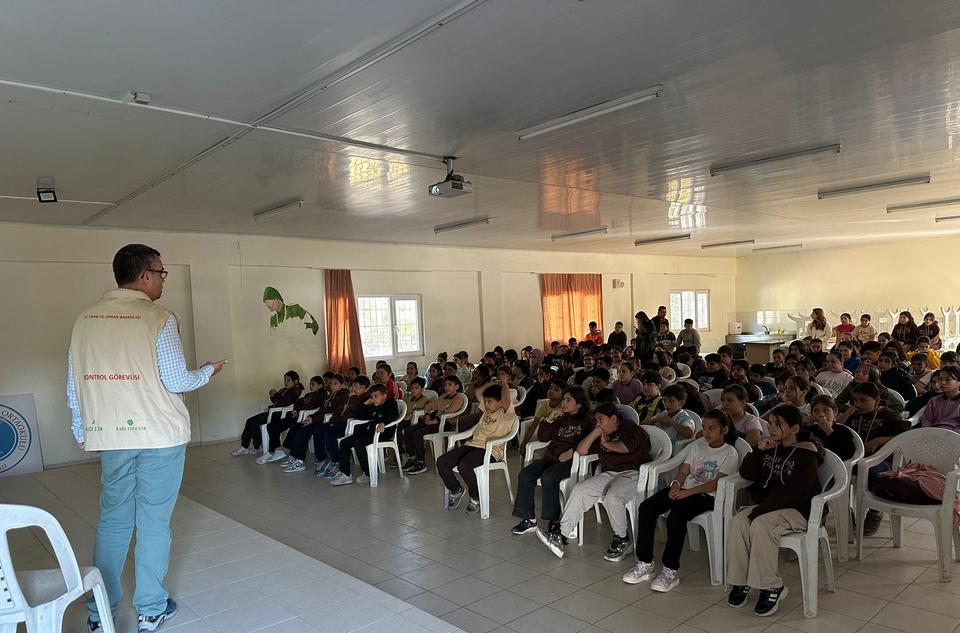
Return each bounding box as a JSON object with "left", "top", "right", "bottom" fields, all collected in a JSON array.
[
  {"left": 814, "top": 351, "right": 853, "bottom": 398},
  {"left": 622, "top": 410, "right": 740, "bottom": 593}
]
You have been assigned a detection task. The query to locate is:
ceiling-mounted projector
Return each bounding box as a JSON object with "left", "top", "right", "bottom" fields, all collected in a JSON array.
[{"left": 428, "top": 156, "right": 472, "bottom": 198}]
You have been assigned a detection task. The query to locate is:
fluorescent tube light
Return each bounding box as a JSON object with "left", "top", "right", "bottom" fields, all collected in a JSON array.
[
  {"left": 710, "top": 143, "right": 841, "bottom": 176},
  {"left": 634, "top": 233, "right": 692, "bottom": 247},
  {"left": 434, "top": 215, "right": 491, "bottom": 234},
  {"left": 886, "top": 196, "right": 960, "bottom": 214},
  {"left": 701, "top": 239, "right": 756, "bottom": 250},
  {"left": 934, "top": 214, "right": 960, "bottom": 223},
  {"left": 0, "top": 194, "right": 113, "bottom": 205},
  {"left": 551, "top": 225, "right": 609, "bottom": 241},
  {"left": 252, "top": 197, "right": 304, "bottom": 222},
  {"left": 517, "top": 84, "right": 663, "bottom": 141},
  {"left": 817, "top": 174, "right": 930, "bottom": 200},
  {"left": 753, "top": 243, "right": 804, "bottom": 253}
]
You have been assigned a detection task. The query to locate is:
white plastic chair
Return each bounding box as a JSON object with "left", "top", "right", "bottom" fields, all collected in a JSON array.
[
  {"left": 884, "top": 388, "right": 907, "bottom": 411},
  {"left": 443, "top": 399, "right": 520, "bottom": 519},
  {"left": 616, "top": 404, "right": 640, "bottom": 425},
  {"left": 259, "top": 405, "right": 294, "bottom": 458},
  {"left": 648, "top": 437, "right": 751, "bottom": 586},
  {"left": 421, "top": 396, "right": 470, "bottom": 467},
  {"left": 763, "top": 376, "right": 778, "bottom": 388},
  {"left": 855, "top": 427, "right": 960, "bottom": 581},
  {"left": 677, "top": 377, "right": 699, "bottom": 390},
  {"left": 905, "top": 404, "right": 926, "bottom": 426},
  {"left": 623, "top": 426, "right": 674, "bottom": 544},
  {"left": 676, "top": 363, "right": 691, "bottom": 378},
  {"left": 832, "top": 430, "right": 865, "bottom": 562},
  {"left": 0, "top": 504, "right": 117, "bottom": 633},
  {"left": 745, "top": 403, "right": 760, "bottom": 417},
  {"left": 673, "top": 409, "right": 703, "bottom": 452},
  {"left": 778, "top": 450, "right": 847, "bottom": 617},
  {"left": 422, "top": 390, "right": 439, "bottom": 402},
  {"left": 518, "top": 399, "right": 549, "bottom": 457},
  {"left": 366, "top": 401, "right": 408, "bottom": 488},
  {"left": 703, "top": 389, "right": 724, "bottom": 407}
]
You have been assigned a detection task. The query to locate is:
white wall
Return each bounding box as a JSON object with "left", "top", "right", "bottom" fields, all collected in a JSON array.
[{"left": 0, "top": 222, "right": 736, "bottom": 467}]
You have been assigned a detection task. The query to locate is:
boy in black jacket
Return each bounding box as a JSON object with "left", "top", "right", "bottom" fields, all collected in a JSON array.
[
  {"left": 726, "top": 404, "right": 823, "bottom": 617},
  {"left": 330, "top": 384, "right": 400, "bottom": 486}
]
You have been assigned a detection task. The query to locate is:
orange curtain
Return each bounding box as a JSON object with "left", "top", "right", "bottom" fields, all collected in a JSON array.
[
  {"left": 539, "top": 273, "right": 603, "bottom": 351},
  {"left": 324, "top": 269, "right": 366, "bottom": 374}
]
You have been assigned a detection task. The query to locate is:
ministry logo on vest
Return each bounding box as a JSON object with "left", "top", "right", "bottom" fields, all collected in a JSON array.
[{"left": 0, "top": 403, "right": 31, "bottom": 473}]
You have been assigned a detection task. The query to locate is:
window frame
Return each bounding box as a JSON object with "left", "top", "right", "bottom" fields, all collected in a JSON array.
[
  {"left": 356, "top": 293, "right": 425, "bottom": 360},
  {"left": 669, "top": 289, "right": 711, "bottom": 332}
]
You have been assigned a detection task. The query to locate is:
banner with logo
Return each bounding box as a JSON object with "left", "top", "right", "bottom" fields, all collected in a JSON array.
[{"left": 0, "top": 393, "right": 43, "bottom": 477}]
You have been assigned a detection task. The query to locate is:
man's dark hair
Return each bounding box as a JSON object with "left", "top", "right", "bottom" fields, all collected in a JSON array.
[{"left": 113, "top": 244, "right": 161, "bottom": 285}]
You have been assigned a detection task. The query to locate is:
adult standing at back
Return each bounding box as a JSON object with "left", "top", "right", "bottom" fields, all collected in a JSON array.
[
  {"left": 634, "top": 311, "right": 657, "bottom": 363},
  {"left": 67, "top": 244, "right": 226, "bottom": 632}
]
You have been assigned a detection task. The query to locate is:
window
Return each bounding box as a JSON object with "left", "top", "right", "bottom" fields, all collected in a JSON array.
[
  {"left": 356, "top": 295, "right": 423, "bottom": 358},
  {"left": 669, "top": 290, "right": 710, "bottom": 331}
]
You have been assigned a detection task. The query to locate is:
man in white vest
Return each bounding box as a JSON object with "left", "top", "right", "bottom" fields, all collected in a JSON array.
[{"left": 67, "top": 244, "right": 225, "bottom": 632}]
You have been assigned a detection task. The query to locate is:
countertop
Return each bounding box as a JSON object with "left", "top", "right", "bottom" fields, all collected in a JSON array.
[{"left": 725, "top": 334, "right": 796, "bottom": 344}]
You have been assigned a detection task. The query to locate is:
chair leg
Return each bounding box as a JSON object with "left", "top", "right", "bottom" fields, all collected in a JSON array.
[
  {"left": 936, "top": 514, "right": 952, "bottom": 582},
  {"left": 687, "top": 522, "right": 702, "bottom": 552},
  {"left": 625, "top": 500, "right": 638, "bottom": 546},
  {"left": 833, "top": 496, "right": 849, "bottom": 563},
  {"left": 430, "top": 434, "right": 444, "bottom": 469},
  {"left": 891, "top": 514, "right": 902, "bottom": 548},
  {"left": 92, "top": 580, "right": 118, "bottom": 633},
  {"left": 476, "top": 466, "right": 490, "bottom": 520},
  {"left": 821, "top": 535, "right": 836, "bottom": 592},
  {"left": 260, "top": 424, "right": 270, "bottom": 455},
  {"left": 798, "top": 546, "right": 818, "bottom": 618},
  {"left": 503, "top": 467, "right": 515, "bottom": 504},
  {"left": 367, "top": 444, "right": 379, "bottom": 488},
  {"left": 392, "top": 445, "right": 406, "bottom": 480},
  {"left": 953, "top": 525, "right": 960, "bottom": 563},
  {"left": 854, "top": 500, "right": 866, "bottom": 561},
  {"left": 708, "top": 523, "right": 724, "bottom": 587},
  {"left": 594, "top": 504, "right": 602, "bottom": 524}
]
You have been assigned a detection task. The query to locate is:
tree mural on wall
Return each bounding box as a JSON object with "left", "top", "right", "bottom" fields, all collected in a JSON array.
[{"left": 262, "top": 286, "right": 319, "bottom": 335}]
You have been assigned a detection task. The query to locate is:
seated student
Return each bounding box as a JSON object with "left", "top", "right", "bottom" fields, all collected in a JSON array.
[
  {"left": 833, "top": 313, "right": 855, "bottom": 340},
  {"left": 787, "top": 340, "right": 805, "bottom": 360},
  {"left": 806, "top": 395, "right": 856, "bottom": 461},
  {"left": 677, "top": 380, "right": 709, "bottom": 417},
  {"left": 726, "top": 404, "right": 823, "bottom": 617},
  {"left": 749, "top": 364, "right": 777, "bottom": 398},
  {"left": 375, "top": 363, "right": 403, "bottom": 400},
  {"left": 458, "top": 365, "right": 494, "bottom": 430},
  {"left": 644, "top": 384, "right": 697, "bottom": 446},
  {"left": 329, "top": 384, "right": 401, "bottom": 486},
  {"left": 695, "top": 353, "right": 729, "bottom": 391},
  {"left": 906, "top": 369, "right": 943, "bottom": 416},
  {"left": 765, "top": 348, "right": 786, "bottom": 376},
  {"left": 453, "top": 351, "right": 474, "bottom": 385},
  {"left": 512, "top": 386, "right": 594, "bottom": 535},
  {"left": 909, "top": 353, "right": 934, "bottom": 395},
  {"left": 320, "top": 376, "right": 371, "bottom": 480},
  {"left": 521, "top": 365, "right": 554, "bottom": 418},
  {"left": 721, "top": 384, "right": 767, "bottom": 446},
  {"left": 717, "top": 346, "right": 734, "bottom": 371},
  {"left": 793, "top": 358, "right": 817, "bottom": 392},
  {"left": 425, "top": 363, "right": 444, "bottom": 393},
  {"left": 537, "top": 403, "right": 651, "bottom": 559},
  {"left": 233, "top": 370, "right": 304, "bottom": 456},
  {"left": 774, "top": 375, "right": 812, "bottom": 418},
  {"left": 436, "top": 351, "right": 449, "bottom": 365},
  {"left": 496, "top": 364, "right": 518, "bottom": 390},
  {"left": 587, "top": 368, "right": 612, "bottom": 402},
  {"left": 917, "top": 312, "right": 942, "bottom": 350},
  {"left": 622, "top": 410, "right": 740, "bottom": 591},
  {"left": 656, "top": 322, "right": 676, "bottom": 353},
  {"left": 518, "top": 378, "right": 565, "bottom": 453},
  {"left": 585, "top": 321, "right": 604, "bottom": 346},
  {"left": 397, "top": 377, "right": 431, "bottom": 458},
  {"left": 891, "top": 311, "right": 920, "bottom": 352},
  {"left": 557, "top": 357, "right": 577, "bottom": 383},
  {"left": 608, "top": 321, "right": 628, "bottom": 348},
  {"left": 676, "top": 319, "right": 701, "bottom": 356},
  {"left": 837, "top": 341, "right": 861, "bottom": 374},
  {"left": 595, "top": 355, "right": 617, "bottom": 383},
  {"left": 919, "top": 366, "right": 960, "bottom": 432},
  {"left": 611, "top": 361, "right": 643, "bottom": 405},
  {"left": 912, "top": 336, "right": 942, "bottom": 369},
  {"left": 505, "top": 348, "right": 520, "bottom": 365},
  {"left": 724, "top": 360, "right": 763, "bottom": 402},
  {"left": 402, "top": 376, "right": 470, "bottom": 474},
  {"left": 853, "top": 314, "right": 877, "bottom": 343},
  {"left": 840, "top": 382, "right": 911, "bottom": 534},
  {"left": 814, "top": 351, "right": 853, "bottom": 398},
  {"left": 877, "top": 351, "right": 915, "bottom": 401},
  {"left": 399, "top": 362, "right": 419, "bottom": 389},
  {"left": 806, "top": 338, "right": 828, "bottom": 370},
  {"left": 836, "top": 362, "right": 904, "bottom": 415},
  {"left": 282, "top": 374, "right": 348, "bottom": 473},
  {"left": 884, "top": 341, "right": 910, "bottom": 369},
  {"left": 632, "top": 371, "right": 666, "bottom": 421},
  {"left": 573, "top": 354, "right": 596, "bottom": 385},
  {"left": 591, "top": 387, "right": 617, "bottom": 410},
  {"left": 259, "top": 375, "right": 326, "bottom": 464},
  {"left": 755, "top": 370, "right": 790, "bottom": 416},
  {"left": 877, "top": 331, "right": 892, "bottom": 348},
  {"left": 512, "top": 360, "right": 536, "bottom": 391},
  {"left": 437, "top": 378, "right": 517, "bottom": 514}
]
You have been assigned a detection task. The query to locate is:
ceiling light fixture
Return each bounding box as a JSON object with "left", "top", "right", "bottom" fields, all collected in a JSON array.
[
  {"left": 517, "top": 84, "right": 663, "bottom": 141},
  {"left": 752, "top": 243, "right": 804, "bottom": 253},
  {"left": 710, "top": 143, "right": 841, "bottom": 177},
  {"left": 701, "top": 238, "right": 756, "bottom": 250},
  {"left": 886, "top": 196, "right": 960, "bottom": 214},
  {"left": 252, "top": 197, "right": 304, "bottom": 222},
  {"left": 0, "top": 194, "right": 114, "bottom": 205},
  {"left": 817, "top": 173, "right": 930, "bottom": 200},
  {"left": 634, "top": 233, "right": 692, "bottom": 247},
  {"left": 934, "top": 214, "right": 960, "bottom": 223},
  {"left": 36, "top": 188, "right": 57, "bottom": 203},
  {"left": 434, "top": 216, "right": 492, "bottom": 234},
  {"left": 551, "top": 225, "right": 609, "bottom": 241}
]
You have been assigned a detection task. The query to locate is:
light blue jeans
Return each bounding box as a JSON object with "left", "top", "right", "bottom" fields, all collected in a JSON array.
[{"left": 87, "top": 443, "right": 186, "bottom": 621}]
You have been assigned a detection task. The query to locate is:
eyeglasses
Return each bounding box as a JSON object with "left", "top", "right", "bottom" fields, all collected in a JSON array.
[{"left": 147, "top": 269, "right": 169, "bottom": 279}]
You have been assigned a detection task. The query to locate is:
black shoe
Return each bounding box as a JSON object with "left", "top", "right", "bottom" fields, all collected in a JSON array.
[
  {"left": 407, "top": 461, "right": 428, "bottom": 475},
  {"left": 401, "top": 458, "right": 417, "bottom": 471},
  {"left": 512, "top": 519, "right": 538, "bottom": 535},
  {"left": 863, "top": 509, "right": 882, "bottom": 536},
  {"left": 537, "top": 527, "right": 567, "bottom": 558},
  {"left": 727, "top": 585, "right": 750, "bottom": 608},
  {"left": 754, "top": 586, "right": 788, "bottom": 617},
  {"left": 603, "top": 535, "right": 634, "bottom": 562},
  {"left": 138, "top": 599, "right": 178, "bottom": 632},
  {"left": 446, "top": 488, "right": 465, "bottom": 511}
]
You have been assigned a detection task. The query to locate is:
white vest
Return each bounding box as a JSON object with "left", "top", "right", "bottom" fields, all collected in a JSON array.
[{"left": 69, "top": 288, "right": 191, "bottom": 450}]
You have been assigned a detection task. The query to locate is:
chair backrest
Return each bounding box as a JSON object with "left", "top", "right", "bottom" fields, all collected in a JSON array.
[
  {"left": 616, "top": 404, "right": 641, "bottom": 425},
  {"left": 762, "top": 376, "right": 777, "bottom": 387},
  {"left": 676, "top": 362, "right": 691, "bottom": 378},
  {"left": 884, "top": 427, "right": 960, "bottom": 474},
  {"left": 846, "top": 429, "right": 865, "bottom": 471},
  {"left": 683, "top": 409, "right": 703, "bottom": 433},
  {"left": 907, "top": 405, "right": 927, "bottom": 426},
  {"left": 704, "top": 389, "right": 724, "bottom": 406},
  {"left": 0, "top": 504, "right": 84, "bottom": 615},
  {"left": 573, "top": 367, "right": 585, "bottom": 373},
  {"left": 745, "top": 403, "right": 760, "bottom": 417},
  {"left": 677, "top": 377, "right": 699, "bottom": 389},
  {"left": 734, "top": 437, "right": 753, "bottom": 462},
  {"left": 642, "top": 425, "right": 673, "bottom": 462},
  {"left": 422, "top": 389, "right": 439, "bottom": 402},
  {"left": 885, "top": 388, "right": 906, "bottom": 409},
  {"left": 809, "top": 451, "right": 849, "bottom": 528},
  {"left": 810, "top": 382, "right": 830, "bottom": 397},
  {"left": 297, "top": 407, "right": 320, "bottom": 422},
  {"left": 515, "top": 386, "right": 527, "bottom": 408},
  {"left": 393, "top": 400, "right": 408, "bottom": 425}
]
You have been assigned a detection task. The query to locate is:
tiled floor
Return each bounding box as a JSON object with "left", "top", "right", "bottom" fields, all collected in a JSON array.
[{"left": 4, "top": 442, "right": 959, "bottom": 633}]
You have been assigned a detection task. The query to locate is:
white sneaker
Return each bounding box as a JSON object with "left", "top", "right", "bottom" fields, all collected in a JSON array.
[
  {"left": 356, "top": 474, "right": 370, "bottom": 484},
  {"left": 279, "top": 457, "right": 293, "bottom": 466},
  {"left": 282, "top": 459, "right": 305, "bottom": 473},
  {"left": 329, "top": 472, "right": 354, "bottom": 486},
  {"left": 230, "top": 447, "right": 251, "bottom": 457},
  {"left": 650, "top": 567, "right": 680, "bottom": 592},
  {"left": 622, "top": 561, "right": 656, "bottom": 585}
]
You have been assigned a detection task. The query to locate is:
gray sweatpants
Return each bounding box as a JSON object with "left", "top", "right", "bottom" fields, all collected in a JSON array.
[{"left": 560, "top": 470, "right": 639, "bottom": 538}]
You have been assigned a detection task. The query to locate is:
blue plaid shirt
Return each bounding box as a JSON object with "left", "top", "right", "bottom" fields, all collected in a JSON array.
[{"left": 67, "top": 314, "right": 214, "bottom": 443}]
